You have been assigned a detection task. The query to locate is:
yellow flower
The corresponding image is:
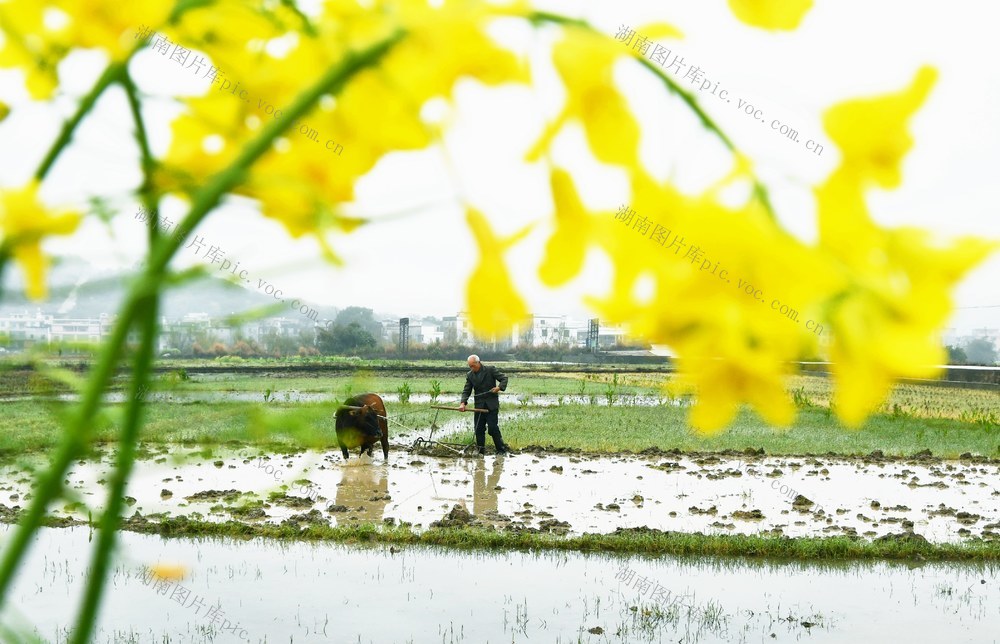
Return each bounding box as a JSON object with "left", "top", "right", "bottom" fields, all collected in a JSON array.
[
  {"left": 0, "top": 100, "right": 9, "bottom": 122},
  {"left": 52, "top": 0, "right": 172, "bottom": 61},
  {"left": 0, "top": 180, "right": 82, "bottom": 300},
  {"left": 149, "top": 563, "right": 187, "bottom": 581},
  {"left": 161, "top": 0, "right": 530, "bottom": 257},
  {"left": 727, "top": 0, "right": 813, "bottom": 30},
  {"left": 528, "top": 30, "right": 640, "bottom": 168},
  {"left": 0, "top": 0, "right": 172, "bottom": 99},
  {"left": 815, "top": 65, "right": 999, "bottom": 426},
  {"left": 0, "top": 1, "right": 66, "bottom": 99},
  {"left": 543, "top": 167, "right": 842, "bottom": 434},
  {"left": 465, "top": 208, "right": 531, "bottom": 337},
  {"left": 823, "top": 66, "right": 937, "bottom": 189},
  {"left": 820, "top": 221, "right": 998, "bottom": 426}
]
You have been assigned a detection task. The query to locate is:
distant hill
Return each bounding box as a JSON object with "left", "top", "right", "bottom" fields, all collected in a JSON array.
[{"left": 0, "top": 257, "right": 338, "bottom": 322}]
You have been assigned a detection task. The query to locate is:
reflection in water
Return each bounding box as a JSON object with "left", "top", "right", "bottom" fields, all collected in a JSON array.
[
  {"left": 335, "top": 460, "right": 389, "bottom": 523},
  {"left": 472, "top": 457, "right": 504, "bottom": 516},
  {"left": 6, "top": 525, "right": 1000, "bottom": 643}
]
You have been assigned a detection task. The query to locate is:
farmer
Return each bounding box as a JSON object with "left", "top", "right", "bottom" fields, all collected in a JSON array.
[{"left": 458, "top": 354, "right": 512, "bottom": 455}]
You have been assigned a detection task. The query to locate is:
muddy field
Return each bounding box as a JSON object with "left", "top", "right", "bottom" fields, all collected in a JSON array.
[{"left": 3, "top": 425, "right": 998, "bottom": 545}]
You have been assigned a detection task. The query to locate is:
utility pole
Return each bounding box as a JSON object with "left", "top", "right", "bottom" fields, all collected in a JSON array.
[{"left": 399, "top": 318, "right": 409, "bottom": 354}]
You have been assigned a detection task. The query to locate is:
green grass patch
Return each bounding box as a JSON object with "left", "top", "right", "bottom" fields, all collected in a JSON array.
[{"left": 79, "top": 516, "right": 1000, "bottom": 562}]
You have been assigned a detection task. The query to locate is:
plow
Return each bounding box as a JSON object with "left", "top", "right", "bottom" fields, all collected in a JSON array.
[
  {"left": 338, "top": 401, "right": 493, "bottom": 456},
  {"left": 408, "top": 405, "right": 489, "bottom": 455}
]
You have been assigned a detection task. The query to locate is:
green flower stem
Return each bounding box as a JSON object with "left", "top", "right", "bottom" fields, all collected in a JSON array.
[
  {"left": 70, "top": 294, "right": 159, "bottom": 644},
  {"left": 120, "top": 73, "right": 160, "bottom": 246},
  {"left": 0, "top": 27, "right": 407, "bottom": 622},
  {"left": 34, "top": 62, "right": 126, "bottom": 181},
  {"left": 0, "top": 272, "right": 144, "bottom": 605},
  {"left": 529, "top": 12, "right": 777, "bottom": 222}
]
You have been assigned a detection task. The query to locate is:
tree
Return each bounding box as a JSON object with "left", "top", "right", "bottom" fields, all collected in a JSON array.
[
  {"left": 333, "top": 307, "right": 383, "bottom": 340},
  {"left": 964, "top": 338, "right": 998, "bottom": 365},
  {"left": 946, "top": 345, "right": 967, "bottom": 364},
  {"left": 317, "top": 321, "right": 377, "bottom": 354}
]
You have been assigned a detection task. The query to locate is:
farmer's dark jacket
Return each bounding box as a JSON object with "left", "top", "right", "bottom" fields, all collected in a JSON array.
[{"left": 460, "top": 364, "right": 508, "bottom": 411}]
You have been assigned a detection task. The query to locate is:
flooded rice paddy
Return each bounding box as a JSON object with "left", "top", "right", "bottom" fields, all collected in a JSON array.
[
  {"left": 2, "top": 431, "right": 999, "bottom": 543},
  {"left": 2, "top": 525, "right": 999, "bottom": 642}
]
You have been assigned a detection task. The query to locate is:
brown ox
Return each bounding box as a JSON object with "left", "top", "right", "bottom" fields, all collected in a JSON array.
[{"left": 334, "top": 393, "right": 389, "bottom": 460}]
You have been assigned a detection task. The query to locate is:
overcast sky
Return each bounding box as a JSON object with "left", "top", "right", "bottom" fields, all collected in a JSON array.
[{"left": 1, "top": 0, "right": 997, "bottom": 331}]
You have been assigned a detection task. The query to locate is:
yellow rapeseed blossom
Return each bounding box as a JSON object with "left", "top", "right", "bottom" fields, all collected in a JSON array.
[
  {"left": 465, "top": 208, "right": 531, "bottom": 337},
  {"left": 0, "top": 0, "right": 171, "bottom": 99},
  {"left": 161, "top": 0, "right": 527, "bottom": 249},
  {"left": 727, "top": 0, "right": 814, "bottom": 30},
  {"left": 51, "top": 0, "right": 171, "bottom": 61},
  {"left": 0, "top": 1, "right": 66, "bottom": 99},
  {"left": 148, "top": 563, "right": 187, "bottom": 581},
  {"left": 532, "top": 31, "right": 640, "bottom": 167},
  {"left": 815, "top": 66, "right": 999, "bottom": 426},
  {"left": 823, "top": 66, "right": 937, "bottom": 190},
  {"left": 541, "top": 166, "right": 843, "bottom": 433},
  {"left": 0, "top": 180, "right": 82, "bottom": 299}
]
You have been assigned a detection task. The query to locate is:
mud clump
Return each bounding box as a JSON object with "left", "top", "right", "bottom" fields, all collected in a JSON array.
[
  {"left": 648, "top": 461, "right": 685, "bottom": 472},
  {"left": 431, "top": 504, "right": 474, "bottom": 528},
  {"left": 689, "top": 505, "right": 718, "bottom": 516},
  {"left": 732, "top": 509, "right": 765, "bottom": 521},
  {"left": 0, "top": 504, "right": 22, "bottom": 522},
  {"left": 282, "top": 509, "right": 327, "bottom": 528},
  {"left": 269, "top": 494, "right": 315, "bottom": 509},
  {"left": 538, "top": 518, "right": 572, "bottom": 534},
  {"left": 230, "top": 506, "right": 266, "bottom": 520},
  {"left": 185, "top": 489, "right": 241, "bottom": 503},
  {"left": 874, "top": 531, "right": 929, "bottom": 546},
  {"left": 956, "top": 512, "right": 981, "bottom": 525},
  {"left": 791, "top": 495, "right": 816, "bottom": 511}
]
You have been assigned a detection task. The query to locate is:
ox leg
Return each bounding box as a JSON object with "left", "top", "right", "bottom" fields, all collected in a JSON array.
[
  {"left": 380, "top": 431, "right": 389, "bottom": 460},
  {"left": 338, "top": 439, "right": 349, "bottom": 460}
]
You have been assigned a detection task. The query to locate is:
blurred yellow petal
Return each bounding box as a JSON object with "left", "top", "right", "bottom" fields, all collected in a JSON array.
[
  {"left": 728, "top": 0, "right": 813, "bottom": 30},
  {"left": 149, "top": 563, "right": 187, "bottom": 582},
  {"left": 551, "top": 33, "right": 641, "bottom": 167},
  {"left": 465, "top": 208, "right": 529, "bottom": 337},
  {"left": 823, "top": 66, "right": 937, "bottom": 189},
  {"left": 0, "top": 180, "right": 82, "bottom": 300},
  {"left": 539, "top": 169, "right": 590, "bottom": 286},
  {"left": 11, "top": 243, "right": 48, "bottom": 300},
  {"left": 0, "top": 100, "right": 9, "bottom": 122},
  {"left": 637, "top": 22, "right": 684, "bottom": 40}
]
